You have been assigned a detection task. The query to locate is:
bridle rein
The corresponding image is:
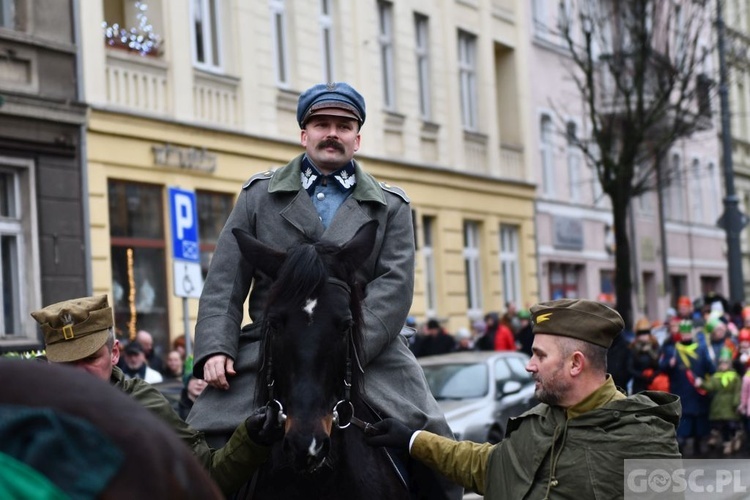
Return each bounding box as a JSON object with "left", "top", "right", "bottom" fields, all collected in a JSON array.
[{"left": 263, "top": 277, "right": 371, "bottom": 432}]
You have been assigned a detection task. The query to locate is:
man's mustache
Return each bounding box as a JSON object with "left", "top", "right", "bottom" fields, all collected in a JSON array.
[{"left": 318, "top": 139, "right": 344, "bottom": 153}]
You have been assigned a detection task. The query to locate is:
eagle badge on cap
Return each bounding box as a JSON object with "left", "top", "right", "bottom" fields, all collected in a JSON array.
[{"left": 536, "top": 312, "right": 553, "bottom": 323}]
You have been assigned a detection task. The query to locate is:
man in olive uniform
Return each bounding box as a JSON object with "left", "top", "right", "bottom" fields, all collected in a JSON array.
[
  {"left": 366, "top": 298, "right": 682, "bottom": 499},
  {"left": 30, "top": 294, "right": 280, "bottom": 496}
]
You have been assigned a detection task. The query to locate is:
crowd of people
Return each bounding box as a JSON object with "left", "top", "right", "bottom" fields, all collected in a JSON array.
[
  {"left": 409, "top": 303, "right": 535, "bottom": 358},
  {"left": 627, "top": 294, "right": 750, "bottom": 458},
  {"left": 410, "top": 293, "right": 750, "bottom": 459}
]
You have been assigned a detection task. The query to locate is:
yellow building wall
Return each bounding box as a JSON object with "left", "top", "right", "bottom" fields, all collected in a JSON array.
[{"left": 87, "top": 109, "right": 537, "bottom": 344}]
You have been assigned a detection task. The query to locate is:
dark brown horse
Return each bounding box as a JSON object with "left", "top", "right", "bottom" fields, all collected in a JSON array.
[{"left": 232, "top": 221, "right": 411, "bottom": 500}]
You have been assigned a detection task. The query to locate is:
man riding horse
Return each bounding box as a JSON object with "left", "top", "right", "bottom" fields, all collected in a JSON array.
[{"left": 188, "top": 82, "right": 461, "bottom": 499}]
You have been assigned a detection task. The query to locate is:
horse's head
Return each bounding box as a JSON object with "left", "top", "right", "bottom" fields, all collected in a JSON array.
[{"left": 233, "top": 221, "right": 377, "bottom": 473}]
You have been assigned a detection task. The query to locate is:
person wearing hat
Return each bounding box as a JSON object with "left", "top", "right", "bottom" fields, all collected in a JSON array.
[
  {"left": 121, "top": 340, "right": 163, "bottom": 384},
  {"left": 626, "top": 317, "right": 663, "bottom": 394},
  {"left": 189, "top": 82, "right": 461, "bottom": 498},
  {"left": 696, "top": 348, "right": 742, "bottom": 455},
  {"left": 515, "top": 309, "right": 534, "bottom": 356},
  {"left": 412, "top": 318, "right": 456, "bottom": 357},
  {"left": 364, "top": 298, "right": 681, "bottom": 499},
  {"left": 659, "top": 319, "right": 714, "bottom": 456},
  {"left": 30, "top": 294, "right": 283, "bottom": 496}
]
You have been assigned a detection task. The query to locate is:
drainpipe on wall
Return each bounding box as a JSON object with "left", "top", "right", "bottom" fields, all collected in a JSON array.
[{"left": 71, "top": 0, "right": 92, "bottom": 295}]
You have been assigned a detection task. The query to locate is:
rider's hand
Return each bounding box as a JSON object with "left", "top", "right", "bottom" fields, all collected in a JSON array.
[
  {"left": 203, "top": 354, "right": 236, "bottom": 390},
  {"left": 364, "top": 418, "right": 415, "bottom": 451},
  {"left": 245, "top": 406, "right": 284, "bottom": 447}
]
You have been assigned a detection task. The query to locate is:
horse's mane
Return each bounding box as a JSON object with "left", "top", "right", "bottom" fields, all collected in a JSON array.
[{"left": 256, "top": 240, "right": 365, "bottom": 405}]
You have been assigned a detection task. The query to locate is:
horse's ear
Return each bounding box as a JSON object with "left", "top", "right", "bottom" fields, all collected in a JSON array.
[
  {"left": 232, "top": 228, "right": 286, "bottom": 279},
  {"left": 338, "top": 220, "right": 378, "bottom": 271}
]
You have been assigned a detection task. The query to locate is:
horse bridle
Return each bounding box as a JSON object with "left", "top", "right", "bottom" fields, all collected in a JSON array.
[{"left": 264, "top": 277, "right": 368, "bottom": 431}]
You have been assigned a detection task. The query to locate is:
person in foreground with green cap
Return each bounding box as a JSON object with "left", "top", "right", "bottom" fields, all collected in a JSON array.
[
  {"left": 365, "top": 298, "right": 682, "bottom": 499},
  {"left": 30, "top": 294, "right": 282, "bottom": 496}
]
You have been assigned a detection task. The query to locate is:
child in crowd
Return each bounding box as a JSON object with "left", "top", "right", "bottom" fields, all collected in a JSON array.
[
  {"left": 660, "top": 320, "right": 715, "bottom": 456},
  {"left": 698, "top": 349, "right": 742, "bottom": 455}
]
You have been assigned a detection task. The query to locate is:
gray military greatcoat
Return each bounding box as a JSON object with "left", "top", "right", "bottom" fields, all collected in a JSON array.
[{"left": 188, "top": 154, "right": 453, "bottom": 444}]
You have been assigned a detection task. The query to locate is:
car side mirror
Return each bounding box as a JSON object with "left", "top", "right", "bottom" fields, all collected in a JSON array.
[{"left": 498, "top": 380, "right": 522, "bottom": 399}]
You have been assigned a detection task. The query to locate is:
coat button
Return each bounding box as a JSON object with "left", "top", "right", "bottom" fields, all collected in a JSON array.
[
  {"left": 613, "top": 411, "right": 620, "bottom": 418},
  {"left": 317, "top": 192, "right": 325, "bottom": 200}
]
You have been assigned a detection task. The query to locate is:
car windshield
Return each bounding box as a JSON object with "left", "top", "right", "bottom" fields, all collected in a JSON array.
[{"left": 422, "top": 363, "right": 489, "bottom": 399}]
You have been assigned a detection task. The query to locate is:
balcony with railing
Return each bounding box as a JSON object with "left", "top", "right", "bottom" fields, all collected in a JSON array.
[
  {"left": 498, "top": 143, "right": 525, "bottom": 180},
  {"left": 102, "top": 2, "right": 169, "bottom": 115},
  {"left": 192, "top": 71, "right": 241, "bottom": 128},
  {"left": 105, "top": 50, "right": 169, "bottom": 115}
]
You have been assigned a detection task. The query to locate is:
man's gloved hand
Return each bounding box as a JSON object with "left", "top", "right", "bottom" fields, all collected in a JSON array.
[
  {"left": 245, "top": 406, "right": 284, "bottom": 447},
  {"left": 363, "top": 418, "right": 415, "bottom": 451}
]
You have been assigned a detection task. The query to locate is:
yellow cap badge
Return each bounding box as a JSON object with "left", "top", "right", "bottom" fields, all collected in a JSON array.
[{"left": 536, "top": 312, "right": 552, "bottom": 323}]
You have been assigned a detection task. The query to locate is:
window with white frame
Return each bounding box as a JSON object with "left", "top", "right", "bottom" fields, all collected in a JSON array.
[
  {"left": 463, "top": 221, "right": 483, "bottom": 319},
  {"left": 192, "top": 0, "right": 222, "bottom": 70},
  {"left": 690, "top": 158, "right": 703, "bottom": 224},
  {"left": 636, "top": 162, "right": 654, "bottom": 216},
  {"left": 104, "top": 0, "right": 163, "bottom": 56},
  {"left": 708, "top": 162, "right": 721, "bottom": 223},
  {"left": 414, "top": 13, "right": 431, "bottom": 120},
  {"left": 531, "top": 0, "right": 546, "bottom": 33},
  {"left": 674, "top": 4, "right": 685, "bottom": 67},
  {"left": 458, "top": 30, "right": 478, "bottom": 131},
  {"left": 666, "top": 153, "right": 686, "bottom": 221},
  {"left": 0, "top": 159, "right": 38, "bottom": 340},
  {"left": 377, "top": 1, "right": 395, "bottom": 110},
  {"left": 319, "top": 0, "right": 334, "bottom": 82},
  {"left": 540, "top": 115, "right": 555, "bottom": 197},
  {"left": 0, "top": 0, "right": 15, "bottom": 29},
  {"left": 566, "top": 121, "right": 581, "bottom": 202},
  {"left": 271, "top": 0, "right": 289, "bottom": 86},
  {"left": 590, "top": 144, "right": 604, "bottom": 206},
  {"left": 422, "top": 215, "right": 438, "bottom": 318},
  {"left": 499, "top": 224, "right": 521, "bottom": 308}
]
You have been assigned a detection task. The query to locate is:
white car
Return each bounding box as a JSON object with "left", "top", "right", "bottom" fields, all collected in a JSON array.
[{"left": 419, "top": 351, "right": 537, "bottom": 443}]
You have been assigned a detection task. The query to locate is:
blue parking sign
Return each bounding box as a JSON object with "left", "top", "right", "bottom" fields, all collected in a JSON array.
[{"left": 169, "top": 187, "right": 200, "bottom": 263}]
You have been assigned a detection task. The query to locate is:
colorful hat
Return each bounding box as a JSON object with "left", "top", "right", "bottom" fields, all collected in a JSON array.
[
  {"left": 719, "top": 347, "right": 734, "bottom": 362},
  {"left": 634, "top": 317, "right": 652, "bottom": 334},
  {"left": 677, "top": 296, "right": 692, "bottom": 308},
  {"left": 678, "top": 320, "right": 693, "bottom": 334}
]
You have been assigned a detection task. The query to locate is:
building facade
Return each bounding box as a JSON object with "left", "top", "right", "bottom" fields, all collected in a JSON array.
[
  {"left": 78, "top": 0, "right": 538, "bottom": 351},
  {"left": 725, "top": 0, "right": 750, "bottom": 300},
  {"left": 0, "top": 0, "right": 88, "bottom": 353},
  {"left": 528, "top": 0, "right": 728, "bottom": 325}
]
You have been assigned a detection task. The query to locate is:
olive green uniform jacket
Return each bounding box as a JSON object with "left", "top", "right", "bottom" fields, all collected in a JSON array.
[
  {"left": 410, "top": 377, "right": 681, "bottom": 500},
  {"left": 110, "top": 366, "right": 269, "bottom": 495}
]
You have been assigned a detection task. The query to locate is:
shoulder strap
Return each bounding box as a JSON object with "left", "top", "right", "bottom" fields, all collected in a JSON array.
[
  {"left": 243, "top": 170, "right": 275, "bottom": 190},
  {"left": 379, "top": 181, "right": 410, "bottom": 203}
]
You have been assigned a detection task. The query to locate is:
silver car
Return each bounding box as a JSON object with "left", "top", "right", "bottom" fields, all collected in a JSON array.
[{"left": 419, "top": 351, "right": 537, "bottom": 443}]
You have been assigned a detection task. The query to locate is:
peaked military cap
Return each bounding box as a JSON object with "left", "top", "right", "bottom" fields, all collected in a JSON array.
[
  {"left": 530, "top": 298, "right": 624, "bottom": 348},
  {"left": 297, "top": 82, "right": 366, "bottom": 128},
  {"left": 31, "top": 295, "right": 114, "bottom": 363}
]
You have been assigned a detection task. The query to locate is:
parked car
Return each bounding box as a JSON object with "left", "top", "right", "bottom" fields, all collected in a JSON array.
[{"left": 419, "top": 351, "right": 537, "bottom": 444}]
